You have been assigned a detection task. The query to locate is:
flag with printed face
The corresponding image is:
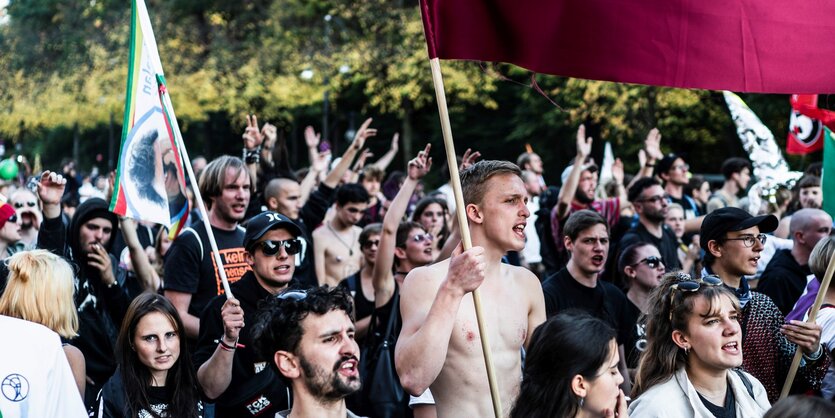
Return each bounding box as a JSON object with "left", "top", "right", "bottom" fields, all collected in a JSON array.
[
  {"left": 787, "top": 95, "right": 825, "bottom": 155},
  {"left": 110, "top": 0, "right": 189, "bottom": 239}
]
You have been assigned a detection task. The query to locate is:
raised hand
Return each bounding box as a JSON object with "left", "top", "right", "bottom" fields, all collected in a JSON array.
[
  {"left": 312, "top": 150, "right": 332, "bottom": 173},
  {"left": 390, "top": 133, "right": 400, "bottom": 153},
  {"left": 353, "top": 149, "right": 374, "bottom": 172},
  {"left": 459, "top": 148, "right": 482, "bottom": 171},
  {"left": 242, "top": 114, "right": 263, "bottom": 150},
  {"left": 408, "top": 144, "right": 433, "bottom": 180},
  {"left": 261, "top": 123, "right": 277, "bottom": 150},
  {"left": 644, "top": 127, "right": 664, "bottom": 161},
  {"left": 37, "top": 170, "right": 66, "bottom": 207},
  {"left": 576, "top": 124, "right": 592, "bottom": 159},
  {"left": 350, "top": 118, "right": 378, "bottom": 151},
  {"left": 304, "top": 126, "right": 321, "bottom": 150},
  {"left": 612, "top": 158, "right": 625, "bottom": 184}
]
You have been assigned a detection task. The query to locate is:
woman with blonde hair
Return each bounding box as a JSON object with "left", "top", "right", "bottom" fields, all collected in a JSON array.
[
  {"left": 630, "top": 272, "right": 771, "bottom": 417},
  {"left": 0, "top": 249, "right": 86, "bottom": 397}
]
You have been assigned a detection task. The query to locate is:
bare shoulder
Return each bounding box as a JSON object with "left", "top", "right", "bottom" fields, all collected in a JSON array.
[
  {"left": 501, "top": 264, "right": 544, "bottom": 307},
  {"left": 63, "top": 344, "right": 85, "bottom": 363},
  {"left": 402, "top": 260, "right": 449, "bottom": 294}
]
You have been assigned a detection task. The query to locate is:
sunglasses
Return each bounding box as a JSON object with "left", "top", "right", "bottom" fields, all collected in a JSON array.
[
  {"left": 411, "top": 233, "right": 433, "bottom": 244},
  {"left": 278, "top": 289, "right": 308, "bottom": 301},
  {"left": 668, "top": 273, "right": 723, "bottom": 320},
  {"left": 257, "top": 239, "right": 303, "bottom": 256},
  {"left": 361, "top": 239, "right": 380, "bottom": 249},
  {"left": 632, "top": 256, "right": 663, "bottom": 269},
  {"left": 12, "top": 201, "right": 36, "bottom": 209},
  {"left": 722, "top": 233, "right": 767, "bottom": 248}
]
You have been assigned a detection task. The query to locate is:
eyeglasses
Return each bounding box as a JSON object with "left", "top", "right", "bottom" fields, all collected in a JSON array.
[
  {"left": 410, "top": 233, "right": 433, "bottom": 244},
  {"left": 673, "top": 163, "right": 690, "bottom": 171},
  {"left": 278, "top": 289, "right": 308, "bottom": 301},
  {"left": 722, "top": 233, "right": 767, "bottom": 248},
  {"left": 639, "top": 195, "right": 667, "bottom": 204},
  {"left": 257, "top": 239, "right": 303, "bottom": 256},
  {"left": 12, "top": 201, "right": 36, "bottom": 209},
  {"left": 632, "top": 256, "right": 663, "bottom": 269},
  {"left": 668, "top": 273, "right": 723, "bottom": 320},
  {"left": 361, "top": 239, "right": 380, "bottom": 249}
]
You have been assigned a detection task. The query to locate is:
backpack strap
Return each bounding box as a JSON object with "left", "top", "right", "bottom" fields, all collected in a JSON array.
[
  {"left": 733, "top": 368, "right": 755, "bottom": 400},
  {"left": 180, "top": 227, "right": 204, "bottom": 260}
]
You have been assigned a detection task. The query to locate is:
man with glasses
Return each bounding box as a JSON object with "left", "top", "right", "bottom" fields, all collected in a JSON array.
[
  {"left": 313, "top": 183, "right": 369, "bottom": 287},
  {"left": 620, "top": 177, "right": 682, "bottom": 270},
  {"left": 253, "top": 286, "right": 363, "bottom": 418},
  {"left": 701, "top": 207, "right": 828, "bottom": 402},
  {"left": 195, "top": 211, "right": 305, "bottom": 417},
  {"left": 541, "top": 209, "right": 632, "bottom": 391},
  {"left": 706, "top": 157, "right": 752, "bottom": 214}
]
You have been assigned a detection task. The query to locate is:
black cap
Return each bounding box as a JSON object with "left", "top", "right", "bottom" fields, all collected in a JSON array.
[
  {"left": 243, "top": 211, "right": 303, "bottom": 250},
  {"left": 655, "top": 153, "right": 685, "bottom": 176},
  {"left": 700, "top": 207, "right": 778, "bottom": 251}
]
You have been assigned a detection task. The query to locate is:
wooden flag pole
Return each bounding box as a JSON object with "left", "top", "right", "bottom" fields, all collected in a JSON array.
[
  {"left": 779, "top": 247, "right": 835, "bottom": 399},
  {"left": 161, "top": 90, "right": 235, "bottom": 299},
  {"left": 428, "top": 57, "right": 503, "bottom": 418}
]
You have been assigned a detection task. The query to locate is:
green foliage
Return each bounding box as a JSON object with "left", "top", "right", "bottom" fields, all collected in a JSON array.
[{"left": 0, "top": 0, "right": 809, "bottom": 179}]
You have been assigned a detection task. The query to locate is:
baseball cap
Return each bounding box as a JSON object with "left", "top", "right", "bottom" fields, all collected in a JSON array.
[
  {"left": 560, "top": 157, "right": 598, "bottom": 185},
  {"left": 655, "top": 153, "right": 686, "bottom": 176},
  {"left": 244, "top": 211, "right": 303, "bottom": 250},
  {"left": 700, "top": 207, "right": 778, "bottom": 251}
]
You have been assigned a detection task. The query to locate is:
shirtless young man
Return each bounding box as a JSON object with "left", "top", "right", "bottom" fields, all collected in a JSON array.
[
  {"left": 313, "top": 183, "right": 369, "bottom": 287},
  {"left": 395, "top": 160, "right": 546, "bottom": 417}
]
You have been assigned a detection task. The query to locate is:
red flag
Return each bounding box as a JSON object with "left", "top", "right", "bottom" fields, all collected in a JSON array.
[
  {"left": 419, "top": 0, "right": 835, "bottom": 94},
  {"left": 788, "top": 95, "right": 824, "bottom": 155}
]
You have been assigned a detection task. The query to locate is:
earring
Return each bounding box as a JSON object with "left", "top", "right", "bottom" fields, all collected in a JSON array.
[
  {"left": 684, "top": 346, "right": 689, "bottom": 355},
  {"left": 578, "top": 396, "right": 585, "bottom": 408}
]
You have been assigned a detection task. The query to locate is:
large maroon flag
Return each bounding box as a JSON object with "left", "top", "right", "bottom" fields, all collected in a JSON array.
[{"left": 419, "top": 0, "right": 835, "bottom": 93}]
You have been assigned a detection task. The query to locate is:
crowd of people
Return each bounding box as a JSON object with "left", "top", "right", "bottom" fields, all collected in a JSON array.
[{"left": 1, "top": 116, "right": 835, "bottom": 418}]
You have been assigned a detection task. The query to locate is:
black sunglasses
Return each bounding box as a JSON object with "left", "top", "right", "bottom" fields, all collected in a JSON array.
[
  {"left": 668, "top": 273, "right": 723, "bottom": 320},
  {"left": 361, "top": 239, "right": 380, "bottom": 249},
  {"left": 632, "top": 256, "right": 663, "bottom": 269},
  {"left": 257, "top": 239, "right": 303, "bottom": 256}
]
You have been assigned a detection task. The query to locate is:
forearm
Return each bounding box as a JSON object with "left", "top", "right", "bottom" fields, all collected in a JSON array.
[
  {"left": 323, "top": 147, "right": 359, "bottom": 188},
  {"left": 183, "top": 312, "right": 200, "bottom": 339},
  {"left": 396, "top": 283, "right": 463, "bottom": 394},
  {"left": 197, "top": 347, "right": 235, "bottom": 399},
  {"left": 386, "top": 178, "right": 418, "bottom": 228},
  {"left": 299, "top": 169, "right": 319, "bottom": 207},
  {"left": 556, "top": 164, "right": 582, "bottom": 218},
  {"left": 355, "top": 316, "right": 371, "bottom": 340},
  {"left": 372, "top": 149, "right": 397, "bottom": 171},
  {"left": 122, "top": 222, "right": 159, "bottom": 292}
]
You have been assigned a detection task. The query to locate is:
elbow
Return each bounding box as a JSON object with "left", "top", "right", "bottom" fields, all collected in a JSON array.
[{"left": 398, "top": 371, "right": 428, "bottom": 397}]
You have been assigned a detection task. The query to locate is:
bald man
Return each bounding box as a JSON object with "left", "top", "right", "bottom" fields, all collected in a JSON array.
[{"left": 758, "top": 208, "right": 833, "bottom": 315}]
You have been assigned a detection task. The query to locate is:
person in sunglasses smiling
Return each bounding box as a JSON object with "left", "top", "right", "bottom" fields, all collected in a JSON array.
[
  {"left": 700, "top": 207, "right": 828, "bottom": 403},
  {"left": 194, "top": 211, "right": 306, "bottom": 417}
]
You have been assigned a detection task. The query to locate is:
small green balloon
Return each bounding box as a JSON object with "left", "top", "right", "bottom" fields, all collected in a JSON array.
[{"left": 0, "top": 158, "right": 18, "bottom": 180}]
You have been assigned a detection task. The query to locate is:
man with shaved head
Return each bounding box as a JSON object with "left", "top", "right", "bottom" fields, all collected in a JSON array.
[{"left": 758, "top": 208, "right": 833, "bottom": 315}]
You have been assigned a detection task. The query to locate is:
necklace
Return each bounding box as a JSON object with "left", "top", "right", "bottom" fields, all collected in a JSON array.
[{"left": 327, "top": 221, "right": 356, "bottom": 257}]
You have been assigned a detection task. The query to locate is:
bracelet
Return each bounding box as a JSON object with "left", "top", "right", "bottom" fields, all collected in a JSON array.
[
  {"left": 803, "top": 344, "right": 824, "bottom": 362},
  {"left": 644, "top": 163, "right": 655, "bottom": 167},
  {"left": 219, "top": 339, "right": 237, "bottom": 351}
]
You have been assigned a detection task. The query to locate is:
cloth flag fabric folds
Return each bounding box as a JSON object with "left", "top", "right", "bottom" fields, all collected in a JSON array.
[
  {"left": 791, "top": 98, "right": 835, "bottom": 218},
  {"left": 418, "top": 0, "right": 835, "bottom": 93},
  {"left": 788, "top": 95, "right": 825, "bottom": 155},
  {"left": 110, "top": 0, "right": 189, "bottom": 239}
]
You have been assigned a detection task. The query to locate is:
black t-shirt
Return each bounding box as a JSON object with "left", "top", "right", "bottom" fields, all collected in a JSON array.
[
  {"left": 163, "top": 225, "right": 250, "bottom": 319},
  {"left": 668, "top": 194, "right": 701, "bottom": 219},
  {"left": 194, "top": 271, "right": 291, "bottom": 417},
  {"left": 698, "top": 386, "right": 736, "bottom": 418},
  {"left": 619, "top": 223, "right": 682, "bottom": 271},
  {"left": 757, "top": 249, "right": 812, "bottom": 316},
  {"left": 339, "top": 273, "right": 375, "bottom": 322},
  {"left": 540, "top": 268, "right": 631, "bottom": 345},
  {"left": 623, "top": 299, "right": 646, "bottom": 369}
]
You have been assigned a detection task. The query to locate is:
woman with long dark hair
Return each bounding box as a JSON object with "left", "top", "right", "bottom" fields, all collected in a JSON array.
[
  {"left": 93, "top": 293, "right": 202, "bottom": 417},
  {"left": 510, "top": 311, "right": 627, "bottom": 418},
  {"left": 630, "top": 273, "right": 771, "bottom": 416},
  {"left": 616, "top": 242, "right": 664, "bottom": 371},
  {"left": 410, "top": 195, "right": 449, "bottom": 261}
]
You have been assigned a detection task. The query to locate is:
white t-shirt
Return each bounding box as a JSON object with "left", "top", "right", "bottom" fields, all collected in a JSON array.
[
  {"left": 814, "top": 307, "right": 835, "bottom": 399},
  {"left": 521, "top": 196, "right": 541, "bottom": 264},
  {"left": 0, "top": 315, "right": 87, "bottom": 418}
]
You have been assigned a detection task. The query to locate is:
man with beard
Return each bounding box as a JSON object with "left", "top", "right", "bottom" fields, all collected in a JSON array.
[
  {"left": 196, "top": 211, "right": 305, "bottom": 417},
  {"left": 706, "top": 157, "right": 752, "bottom": 214},
  {"left": 253, "top": 285, "right": 362, "bottom": 418},
  {"left": 540, "top": 209, "right": 632, "bottom": 392},
  {"left": 550, "top": 125, "right": 630, "bottom": 270},
  {"left": 619, "top": 177, "right": 682, "bottom": 270},
  {"left": 164, "top": 156, "right": 252, "bottom": 342},
  {"left": 9, "top": 188, "right": 42, "bottom": 249}
]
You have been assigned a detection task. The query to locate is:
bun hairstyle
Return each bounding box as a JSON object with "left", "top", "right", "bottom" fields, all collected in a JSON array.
[
  {"left": 0, "top": 250, "right": 78, "bottom": 338},
  {"left": 633, "top": 272, "right": 739, "bottom": 397}
]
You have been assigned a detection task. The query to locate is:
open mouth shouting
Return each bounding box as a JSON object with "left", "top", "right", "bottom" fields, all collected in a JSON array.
[
  {"left": 513, "top": 223, "right": 526, "bottom": 240},
  {"left": 336, "top": 357, "right": 359, "bottom": 378},
  {"left": 721, "top": 341, "right": 740, "bottom": 355}
]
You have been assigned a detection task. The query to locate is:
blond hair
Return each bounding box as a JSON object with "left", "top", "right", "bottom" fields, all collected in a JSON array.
[{"left": 0, "top": 250, "right": 78, "bottom": 338}]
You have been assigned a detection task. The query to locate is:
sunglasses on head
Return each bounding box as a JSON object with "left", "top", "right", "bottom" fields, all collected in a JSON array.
[
  {"left": 632, "top": 256, "right": 663, "bottom": 269},
  {"left": 668, "top": 273, "right": 724, "bottom": 320},
  {"left": 277, "top": 289, "right": 308, "bottom": 301},
  {"left": 361, "top": 239, "right": 380, "bottom": 249},
  {"left": 256, "top": 239, "right": 303, "bottom": 256}
]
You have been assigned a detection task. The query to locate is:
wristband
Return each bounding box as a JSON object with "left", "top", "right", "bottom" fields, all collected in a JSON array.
[
  {"left": 644, "top": 163, "right": 655, "bottom": 167},
  {"left": 803, "top": 344, "right": 824, "bottom": 362},
  {"left": 219, "top": 338, "right": 237, "bottom": 351}
]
